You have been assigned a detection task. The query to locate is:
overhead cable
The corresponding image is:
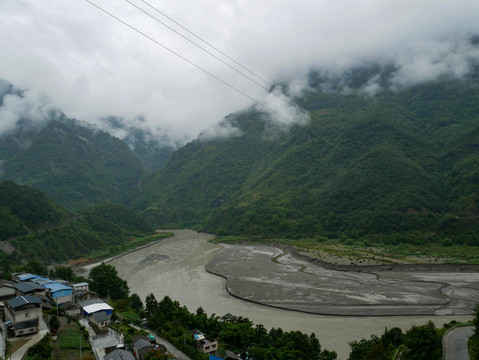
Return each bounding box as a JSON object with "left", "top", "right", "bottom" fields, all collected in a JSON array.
[
  {"left": 122, "top": 0, "right": 312, "bottom": 119},
  {"left": 84, "top": 0, "right": 295, "bottom": 124}
]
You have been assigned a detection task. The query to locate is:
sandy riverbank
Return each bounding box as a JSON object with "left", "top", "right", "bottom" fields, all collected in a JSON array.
[{"left": 206, "top": 244, "right": 479, "bottom": 316}]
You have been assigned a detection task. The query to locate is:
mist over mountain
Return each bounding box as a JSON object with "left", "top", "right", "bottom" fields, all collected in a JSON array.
[
  {"left": 1, "top": 32, "right": 479, "bottom": 245},
  {"left": 134, "top": 61, "right": 479, "bottom": 244},
  {"left": 0, "top": 80, "right": 178, "bottom": 210}
]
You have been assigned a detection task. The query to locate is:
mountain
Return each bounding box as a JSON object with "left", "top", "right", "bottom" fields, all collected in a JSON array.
[
  {"left": 134, "top": 66, "right": 479, "bottom": 244},
  {"left": 0, "top": 117, "right": 147, "bottom": 212},
  {"left": 0, "top": 180, "right": 68, "bottom": 240},
  {"left": 0, "top": 180, "right": 153, "bottom": 264},
  {"left": 0, "top": 80, "right": 175, "bottom": 211},
  {"left": 100, "top": 116, "right": 175, "bottom": 171}
]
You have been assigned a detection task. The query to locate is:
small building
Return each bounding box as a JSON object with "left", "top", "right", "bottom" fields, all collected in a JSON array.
[
  {"left": 59, "top": 301, "right": 82, "bottom": 317},
  {"left": 72, "top": 282, "right": 89, "bottom": 293},
  {"left": 91, "top": 310, "right": 110, "bottom": 328},
  {"left": 14, "top": 281, "right": 46, "bottom": 297},
  {"left": 31, "top": 277, "right": 54, "bottom": 287},
  {"left": 12, "top": 318, "right": 39, "bottom": 337},
  {"left": 74, "top": 289, "right": 98, "bottom": 303},
  {"left": 191, "top": 330, "right": 218, "bottom": 355},
  {"left": 0, "top": 280, "right": 16, "bottom": 300},
  {"left": 132, "top": 338, "right": 157, "bottom": 360},
  {"left": 104, "top": 348, "right": 136, "bottom": 360},
  {"left": 5, "top": 296, "right": 42, "bottom": 336},
  {"left": 43, "top": 282, "right": 73, "bottom": 304},
  {"left": 81, "top": 300, "right": 113, "bottom": 317},
  {"left": 13, "top": 273, "right": 39, "bottom": 283}
]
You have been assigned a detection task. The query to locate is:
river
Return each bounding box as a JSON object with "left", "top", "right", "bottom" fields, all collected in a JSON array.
[{"left": 108, "top": 230, "right": 473, "bottom": 359}]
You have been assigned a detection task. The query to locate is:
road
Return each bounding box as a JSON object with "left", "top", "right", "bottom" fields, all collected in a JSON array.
[
  {"left": 9, "top": 318, "right": 49, "bottom": 360},
  {"left": 130, "top": 324, "right": 192, "bottom": 360},
  {"left": 443, "top": 325, "right": 474, "bottom": 360}
]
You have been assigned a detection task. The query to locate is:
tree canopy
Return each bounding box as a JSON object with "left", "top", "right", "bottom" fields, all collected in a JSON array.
[{"left": 89, "top": 263, "right": 129, "bottom": 300}]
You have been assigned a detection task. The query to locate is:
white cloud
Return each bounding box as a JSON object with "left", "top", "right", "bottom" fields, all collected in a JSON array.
[
  {"left": 0, "top": 90, "right": 56, "bottom": 135},
  {"left": 1, "top": 0, "right": 479, "bottom": 143}
]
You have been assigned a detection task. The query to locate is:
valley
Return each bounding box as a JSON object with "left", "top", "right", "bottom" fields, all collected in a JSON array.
[{"left": 105, "top": 230, "right": 474, "bottom": 359}]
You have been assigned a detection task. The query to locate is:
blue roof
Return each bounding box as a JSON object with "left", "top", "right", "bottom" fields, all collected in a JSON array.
[
  {"left": 17, "top": 273, "right": 39, "bottom": 282},
  {"left": 32, "top": 277, "right": 54, "bottom": 286},
  {"left": 209, "top": 356, "right": 223, "bottom": 360},
  {"left": 43, "top": 283, "right": 72, "bottom": 292}
]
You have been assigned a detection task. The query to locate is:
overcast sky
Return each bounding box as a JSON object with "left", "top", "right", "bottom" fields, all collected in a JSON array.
[{"left": 1, "top": 0, "right": 479, "bottom": 143}]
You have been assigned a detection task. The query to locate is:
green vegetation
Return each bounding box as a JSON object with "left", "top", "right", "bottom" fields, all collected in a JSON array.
[
  {"left": 0, "top": 118, "right": 147, "bottom": 212},
  {"left": 144, "top": 294, "right": 337, "bottom": 360},
  {"left": 49, "top": 320, "right": 93, "bottom": 360},
  {"left": 134, "top": 72, "right": 479, "bottom": 248},
  {"left": 469, "top": 305, "right": 479, "bottom": 358},
  {"left": 348, "top": 321, "right": 445, "bottom": 360},
  {"left": 25, "top": 333, "right": 54, "bottom": 360},
  {"left": 0, "top": 181, "right": 155, "bottom": 268},
  {"left": 0, "top": 180, "right": 67, "bottom": 240},
  {"left": 89, "top": 263, "right": 129, "bottom": 300}
]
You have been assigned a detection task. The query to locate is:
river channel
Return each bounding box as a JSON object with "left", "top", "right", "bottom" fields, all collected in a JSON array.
[{"left": 108, "top": 230, "right": 473, "bottom": 359}]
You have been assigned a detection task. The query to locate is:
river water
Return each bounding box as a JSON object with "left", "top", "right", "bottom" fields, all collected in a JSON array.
[{"left": 109, "top": 230, "right": 472, "bottom": 359}]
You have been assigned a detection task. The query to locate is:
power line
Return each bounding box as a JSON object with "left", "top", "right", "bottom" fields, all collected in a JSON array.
[
  {"left": 122, "top": 0, "right": 313, "bottom": 119},
  {"left": 84, "top": 0, "right": 295, "bottom": 124},
  {"left": 138, "top": 0, "right": 272, "bottom": 87}
]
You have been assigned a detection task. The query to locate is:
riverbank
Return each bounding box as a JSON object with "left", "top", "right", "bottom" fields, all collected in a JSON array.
[
  {"left": 74, "top": 231, "right": 173, "bottom": 277},
  {"left": 104, "top": 230, "right": 474, "bottom": 360},
  {"left": 206, "top": 243, "right": 479, "bottom": 316}
]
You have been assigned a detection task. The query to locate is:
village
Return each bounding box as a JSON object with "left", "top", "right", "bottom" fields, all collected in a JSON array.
[{"left": 0, "top": 271, "right": 240, "bottom": 360}]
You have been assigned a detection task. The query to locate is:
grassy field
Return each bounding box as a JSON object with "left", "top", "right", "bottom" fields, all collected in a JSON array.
[
  {"left": 213, "top": 236, "right": 479, "bottom": 265},
  {"left": 52, "top": 318, "right": 93, "bottom": 360}
]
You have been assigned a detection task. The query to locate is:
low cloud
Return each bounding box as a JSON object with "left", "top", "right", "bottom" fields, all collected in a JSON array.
[
  {"left": 0, "top": 89, "right": 57, "bottom": 135},
  {"left": 1, "top": 1, "right": 479, "bottom": 143},
  {"left": 390, "top": 36, "right": 479, "bottom": 89},
  {"left": 197, "top": 117, "right": 242, "bottom": 141},
  {"left": 258, "top": 89, "right": 309, "bottom": 128}
]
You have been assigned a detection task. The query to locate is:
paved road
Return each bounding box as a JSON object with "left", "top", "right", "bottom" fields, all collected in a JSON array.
[
  {"left": 10, "top": 318, "right": 49, "bottom": 360},
  {"left": 130, "top": 324, "right": 192, "bottom": 360},
  {"left": 443, "top": 325, "right": 474, "bottom": 360}
]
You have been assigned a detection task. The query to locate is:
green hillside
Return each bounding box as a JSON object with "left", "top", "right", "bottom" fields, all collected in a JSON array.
[
  {"left": 0, "top": 181, "right": 153, "bottom": 265},
  {"left": 0, "top": 180, "right": 68, "bottom": 240},
  {"left": 135, "top": 71, "right": 479, "bottom": 244},
  {"left": 0, "top": 118, "right": 147, "bottom": 211}
]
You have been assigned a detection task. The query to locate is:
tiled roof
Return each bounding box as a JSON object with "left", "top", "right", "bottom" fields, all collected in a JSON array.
[{"left": 7, "top": 295, "right": 42, "bottom": 309}]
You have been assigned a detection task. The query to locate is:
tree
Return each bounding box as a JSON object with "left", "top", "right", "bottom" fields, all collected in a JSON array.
[
  {"left": 145, "top": 293, "right": 159, "bottom": 317},
  {"left": 88, "top": 263, "right": 129, "bottom": 300},
  {"left": 130, "top": 293, "right": 143, "bottom": 311},
  {"left": 402, "top": 321, "right": 441, "bottom": 360},
  {"left": 23, "top": 260, "right": 48, "bottom": 276},
  {"left": 49, "top": 266, "right": 75, "bottom": 281},
  {"left": 49, "top": 315, "right": 60, "bottom": 334},
  {"left": 26, "top": 333, "right": 53, "bottom": 359}
]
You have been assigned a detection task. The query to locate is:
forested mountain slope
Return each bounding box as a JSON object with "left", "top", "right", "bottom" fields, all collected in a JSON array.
[
  {"left": 0, "top": 181, "right": 153, "bottom": 265},
  {"left": 0, "top": 118, "right": 147, "bottom": 211},
  {"left": 135, "top": 69, "right": 479, "bottom": 244},
  {"left": 0, "top": 79, "right": 175, "bottom": 212}
]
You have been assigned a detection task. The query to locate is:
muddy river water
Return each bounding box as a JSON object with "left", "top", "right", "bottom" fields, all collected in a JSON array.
[{"left": 107, "top": 230, "right": 474, "bottom": 359}]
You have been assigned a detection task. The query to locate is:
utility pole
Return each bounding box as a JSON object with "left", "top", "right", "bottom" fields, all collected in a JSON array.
[{"left": 80, "top": 335, "right": 82, "bottom": 359}]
